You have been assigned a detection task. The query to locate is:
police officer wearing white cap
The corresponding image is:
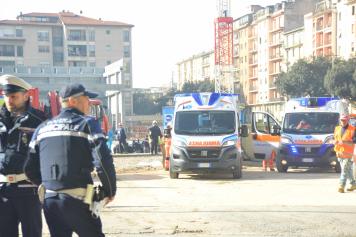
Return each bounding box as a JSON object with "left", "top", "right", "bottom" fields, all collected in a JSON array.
[
  {"left": 0, "top": 74, "right": 46, "bottom": 237},
  {"left": 24, "top": 83, "right": 116, "bottom": 237}
]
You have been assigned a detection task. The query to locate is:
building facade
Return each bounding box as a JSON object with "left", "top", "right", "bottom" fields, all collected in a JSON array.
[
  {"left": 0, "top": 11, "right": 134, "bottom": 121},
  {"left": 176, "top": 50, "right": 214, "bottom": 90},
  {"left": 176, "top": 0, "right": 355, "bottom": 112},
  {"left": 337, "top": 0, "right": 356, "bottom": 59},
  {"left": 284, "top": 27, "right": 304, "bottom": 70},
  {"left": 310, "top": 0, "right": 337, "bottom": 58}
]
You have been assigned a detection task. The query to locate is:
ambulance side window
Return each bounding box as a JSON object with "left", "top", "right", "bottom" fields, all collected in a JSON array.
[
  {"left": 255, "top": 113, "right": 270, "bottom": 134},
  {"left": 267, "top": 116, "right": 279, "bottom": 134}
]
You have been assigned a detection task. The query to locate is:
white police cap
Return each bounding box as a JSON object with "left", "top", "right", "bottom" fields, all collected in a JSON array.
[{"left": 0, "top": 74, "right": 32, "bottom": 93}]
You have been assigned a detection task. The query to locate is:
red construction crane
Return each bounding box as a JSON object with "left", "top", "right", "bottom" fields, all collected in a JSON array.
[{"left": 214, "top": 0, "right": 234, "bottom": 93}]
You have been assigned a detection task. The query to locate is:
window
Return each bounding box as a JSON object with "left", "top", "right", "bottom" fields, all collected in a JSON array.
[
  {"left": 68, "top": 29, "right": 86, "bottom": 41},
  {"left": 0, "top": 60, "right": 15, "bottom": 66},
  {"left": 254, "top": 113, "right": 278, "bottom": 134},
  {"left": 16, "top": 46, "right": 23, "bottom": 57},
  {"left": 0, "top": 45, "right": 15, "bottom": 56},
  {"left": 106, "top": 30, "right": 111, "bottom": 35},
  {"left": 16, "top": 29, "right": 23, "bottom": 37},
  {"left": 89, "top": 30, "right": 95, "bottom": 41},
  {"left": 88, "top": 45, "right": 95, "bottom": 57},
  {"left": 106, "top": 60, "right": 111, "bottom": 65},
  {"left": 123, "top": 46, "right": 130, "bottom": 57},
  {"left": 0, "top": 29, "right": 15, "bottom": 37},
  {"left": 53, "top": 52, "right": 64, "bottom": 63},
  {"left": 353, "top": 6, "right": 355, "bottom": 16},
  {"left": 89, "top": 62, "right": 96, "bottom": 67},
  {"left": 37, "top": 31, "right": 49, "bottom": 41},
  {"left": 68, "top": 45, "right": 87, "bottom": 56},
  {"left": 123, "top": 30, "right": 130, "bottom": 42},
  {"left": 38, "top": 45, "right": 50, "bottom": 53},
  {"left": 106, "top": 45, "right": 111, "bottom": 51},
  {"left": 124, "top": 61, "right": 131, "bottom": 73}
]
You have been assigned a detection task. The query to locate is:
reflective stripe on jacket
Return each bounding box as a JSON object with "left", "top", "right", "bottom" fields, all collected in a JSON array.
[{"left": 334, "top": 125, "right": 355, "bottom": 158}]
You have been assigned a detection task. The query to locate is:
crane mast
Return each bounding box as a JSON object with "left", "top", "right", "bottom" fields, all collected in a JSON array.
[{"left": 214, "top": 0, "right": 233, "bottom": 93}]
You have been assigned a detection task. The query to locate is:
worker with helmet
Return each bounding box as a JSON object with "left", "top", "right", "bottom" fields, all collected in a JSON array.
[
  {"left": 0, "top": 74, "right": 47, "bottom": 237},
  {"left": 333, "top": 114, "right": 356, "bottom": 193}
]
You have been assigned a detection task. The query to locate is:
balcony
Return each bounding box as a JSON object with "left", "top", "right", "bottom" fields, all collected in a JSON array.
[
  {"left": 0, "top": 35, "right": 25, "bottom": 41},
  {"left": 249, "top": 59, "right": 258, "bottom": 66},
  {"left": 269, "top": 71, "right": 281, "bottom": 76},
  {"left": 269, "top": 97, "right": 282, "bottom": 102},
  {"left": 269, "top": 26, "right": 284, "bottom": 33},
  {"left": 269, "top": 39, "right": 283, "bottom": 47},
  {"left": 0, "top": 66, "right": 105, "bottom": 77},
  {"left": 249, "top": 84, "right": 258, "bottom": 91},
  {"left": 249, "top": 47, "right": 257, "bottom": 53},
  {"left": 269, "top": 54, "right": 283, "bottom": 61},
  {"left": 248, "top": 75, "right": 258, "bottom": 80},
  {"left": 67, "top": 36, "right": 86, "bottom": 41}
]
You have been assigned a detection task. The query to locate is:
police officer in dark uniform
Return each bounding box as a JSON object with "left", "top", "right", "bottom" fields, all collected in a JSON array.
[
  {"left": 24, "top": 83, "right": 116, "bottom": 237},
  {"left": 0, "top": 74, "right": 46, "bottom": 237}
]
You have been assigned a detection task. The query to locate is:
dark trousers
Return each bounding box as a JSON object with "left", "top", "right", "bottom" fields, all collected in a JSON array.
[
  {"left": 150, "top": 140, "right": 158, "bottom": 155},
  {"left": 0, "top": 188, "right": 42, "bottom": 237},
  {"left": 43, "top": 194, "right": 105, "bottom": 237},
  {"left": 119, "top": 140, "right": 127, "bottom": 153}
]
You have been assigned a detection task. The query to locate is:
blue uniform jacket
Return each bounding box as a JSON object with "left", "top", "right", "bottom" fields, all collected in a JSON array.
[
  {"left": 0, "top": 104, "right": 46, "bottom": 175},
  {"left": 24, "top": 107, "right": 116, "bottom": 197}
]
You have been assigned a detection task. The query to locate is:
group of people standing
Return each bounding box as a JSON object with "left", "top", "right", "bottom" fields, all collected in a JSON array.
[
  {"left": 0, "top": 74, "right": 116, "bottom": 237},
  {"left": 109, "top": 120, "right": 164, "bottom": 156}
]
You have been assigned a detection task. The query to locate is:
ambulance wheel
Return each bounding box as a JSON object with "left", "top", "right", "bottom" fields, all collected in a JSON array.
[
  {"left": 276, "top": 156, "right": 288, "bottom": 173},
  {"left": 232, "top": 159, "right": 242, "bottom": 179},
  {"left": 232, "top": 170, "right": 242, "bottom": 179},
  {"left": 169, "top": 169, "right": 179, "bottom": 179}
]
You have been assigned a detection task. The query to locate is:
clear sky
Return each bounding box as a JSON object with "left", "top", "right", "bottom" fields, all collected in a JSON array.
[{"left": 1, "top": 0, "right": 280, "bottom": 88}]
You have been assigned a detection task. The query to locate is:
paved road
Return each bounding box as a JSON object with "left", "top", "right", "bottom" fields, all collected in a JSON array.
[{"left": 39, "top": 155, "right": 356, "bottom": 236}]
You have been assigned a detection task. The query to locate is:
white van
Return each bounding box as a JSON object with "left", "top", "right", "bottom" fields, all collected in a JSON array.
[{"left": 169, "top": 93, "right": 248, "bottom": 179}]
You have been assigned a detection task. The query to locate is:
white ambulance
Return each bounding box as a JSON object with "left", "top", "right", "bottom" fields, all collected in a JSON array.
[
  {"left": 169, "top": 93, "right": 248, "bottom": 179},
  {"left": 250, "top": 97, "right": 348, "bottom": 172}
]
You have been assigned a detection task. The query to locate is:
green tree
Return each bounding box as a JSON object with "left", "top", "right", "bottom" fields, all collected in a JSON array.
[
  {"left": 276, "top": 57, "right": 330, "bottom": 98},
  {"left": 324, "top": 58, "right": 356, "bottom": 100},
  {"left": 181, "top": 79, "right": 215, "bottom": 93},
  {"left": 133, "top": 93, "right": 160, "bottom": 115}
]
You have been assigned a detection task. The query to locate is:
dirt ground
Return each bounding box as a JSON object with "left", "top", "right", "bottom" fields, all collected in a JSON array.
[{"left": 40, "top": 154, "right": 356, "bottom": 237}]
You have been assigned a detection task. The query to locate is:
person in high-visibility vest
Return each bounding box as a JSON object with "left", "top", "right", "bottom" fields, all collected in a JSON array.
[
  {"left": 163, "top": 123, "right": 172, "bottom": 171},
  {"left": 334, "top": 114, "right": 356, "bottom": 193}
]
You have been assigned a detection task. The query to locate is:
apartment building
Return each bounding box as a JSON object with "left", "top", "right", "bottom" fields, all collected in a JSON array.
[
  {"left": 232, "top": 0, "right": 318, "bottom": 106},
  {"left": 0, "top": 11, "right": 133, "bottom": 68},
  {"left": 176, "top": 50, "right": 214, "bottom": 90},
  {"left": 337, "top": 0, "right": 356, "bottom": 59},
  {"left": 0, "top": 11, "right": 134, "bottom": 119}
]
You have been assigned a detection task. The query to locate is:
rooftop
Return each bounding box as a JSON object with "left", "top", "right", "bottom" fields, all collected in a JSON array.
[{"left": 0, "top": 11, "right": 133, "bottom": 27}]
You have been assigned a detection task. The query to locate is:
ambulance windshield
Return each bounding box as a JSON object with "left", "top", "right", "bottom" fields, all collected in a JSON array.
[
  {"left": 283, "top": 112, "right": 339, "bottom": 134},
  {"left": 174, "top": 111, "right": 236, "bottom": 135}
]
